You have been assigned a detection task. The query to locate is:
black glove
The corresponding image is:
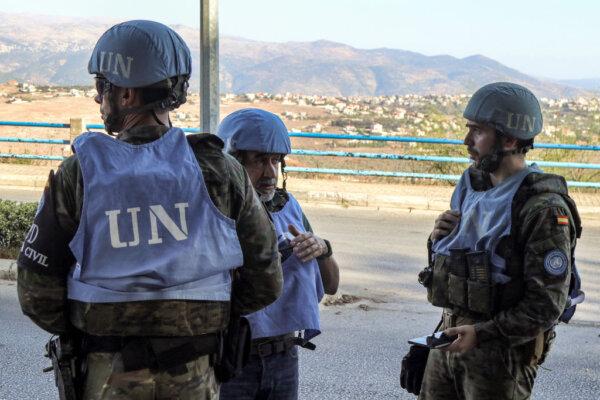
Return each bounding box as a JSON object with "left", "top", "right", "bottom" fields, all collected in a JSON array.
[{"left": 400, "top": 345, "right": 430, "bottom": 395}]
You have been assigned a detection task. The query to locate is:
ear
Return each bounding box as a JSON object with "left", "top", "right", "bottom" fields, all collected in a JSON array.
[
  {"left": 502, "top": 135, "right": 519, "bottom": 151},
  {"left": 120, "top": 87, "right": 141, "bottom": 107}
]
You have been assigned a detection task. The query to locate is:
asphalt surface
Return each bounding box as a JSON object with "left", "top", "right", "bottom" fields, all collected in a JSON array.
[
  {"left": 1, "top": 203, "right": 599, "bottom": 399},
  {"left": 0, "top": 186, "right": 43, "bottom": 203}
]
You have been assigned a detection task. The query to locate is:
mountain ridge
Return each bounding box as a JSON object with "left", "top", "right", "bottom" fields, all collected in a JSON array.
[{"left": 0, "top": 12, "right": 592, "bottom": 98}]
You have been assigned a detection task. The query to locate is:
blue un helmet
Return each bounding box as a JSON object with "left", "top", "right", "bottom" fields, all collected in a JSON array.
[
  {"left": 463, "top": 82, "right": 543, "bottom": 140},
  {"left": 463, "top": 82, "right": 543, "bottom": 172},
  {"left": 88, "top": 20, "right": 191, "bottom": 133},
  {"left": 217, "top": 108, "right": 292, "bottom": 155}
]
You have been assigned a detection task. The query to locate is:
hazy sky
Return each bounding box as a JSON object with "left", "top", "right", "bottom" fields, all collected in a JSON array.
[{"left": 3, "top": 0, "right": 600, "bottom": 79}]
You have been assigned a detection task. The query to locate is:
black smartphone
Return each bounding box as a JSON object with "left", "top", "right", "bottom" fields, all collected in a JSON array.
[{"left": 408, "top": 332, "right": 458, "bottom": 349}]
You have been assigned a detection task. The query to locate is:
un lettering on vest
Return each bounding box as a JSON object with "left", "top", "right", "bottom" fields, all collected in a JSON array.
[
  {"left": 506, "top": 112, "right": 536, "bottom": 133},
  {"left": 105, "top": 203, "right": 189, "bottom": 248},
  {"left": 98, "top": 51, "right": 133, "bottom": 78}
]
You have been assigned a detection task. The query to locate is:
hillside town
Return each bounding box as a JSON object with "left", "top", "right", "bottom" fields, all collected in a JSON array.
[
  {"left": 223, "top": 91, "right": 599, "bottom": 144},
  {"left": 1, "top": 80, "right": 598, "bottom": 150}
]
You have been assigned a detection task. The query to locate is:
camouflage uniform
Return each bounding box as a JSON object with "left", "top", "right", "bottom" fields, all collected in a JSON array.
[
  {"left": 419, "top": 168, "right": 581, "bottom": 400},
  {"left": 83, "top": 353, "right": 218, "bottom": 400},
  {"left": 18, "top": 126, "right": 283, "bottom": 399}
]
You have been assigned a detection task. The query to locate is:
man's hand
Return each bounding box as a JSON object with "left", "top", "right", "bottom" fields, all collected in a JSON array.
[
  {"left": 431, "top": 210, "right": 461, "bottom": 241},
  {"left": 288, "top": 224, "right": 327, "bottom": 263},
  {"left": 443, "top": 325, "right": 477, "bottom": 353}
]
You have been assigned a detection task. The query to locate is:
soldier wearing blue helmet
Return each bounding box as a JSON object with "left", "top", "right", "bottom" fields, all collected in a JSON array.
[
  {"left": 87, "top": 19, "right": 192, "bottom": 135},
  {"left": 400, "top": 82, "right": 583, "bottom": 399},
  {"left": 17, "top": 21, "right": 282, "bottom": 400},
  {"left": 217, "top": 108, "right": 340, "bottom": 400}
]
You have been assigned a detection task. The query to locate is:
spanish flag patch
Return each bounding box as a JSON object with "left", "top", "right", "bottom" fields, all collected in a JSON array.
[{"left": 557, "top": 215, "right": 569, "bottom": 225}]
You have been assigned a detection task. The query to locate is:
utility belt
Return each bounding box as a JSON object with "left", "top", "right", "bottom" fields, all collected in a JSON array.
[
  {"left": 419, "top": 248, "right": 523, "bottom": 318},
  {"left": 83, "top": 333, "right": 219, "bottom": 374},
  {"left": 250, "top": 333, "right": 316, "bottom": 357}
]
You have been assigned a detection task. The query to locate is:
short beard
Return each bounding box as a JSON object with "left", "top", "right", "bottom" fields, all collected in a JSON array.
[
  {"left": 258, "top": 190, "right": 275, "bottom": 202},
  {"left": 103, "top": 91, "right": 124, "bottom": 135}
]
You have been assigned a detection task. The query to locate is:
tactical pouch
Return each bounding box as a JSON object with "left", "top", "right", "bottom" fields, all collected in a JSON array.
[
  {"left": 466, "top": 251, "right": 494, "bottom": 316},
  {"left": 466, "top": 280, "right": 494, "bottom": 315},
  {"left": 428, "top": 255, "right": 451, "bottom": 307},
  {"left": 447, "top": 249, "right": 469, "bottom": 308},
  {"left": 448, "top": 274, "right": 468, "bottom": 308}
]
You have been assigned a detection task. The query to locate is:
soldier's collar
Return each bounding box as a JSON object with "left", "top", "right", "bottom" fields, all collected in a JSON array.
[{"left": 117, "top": 125, "right": 170, "bottom": 144}]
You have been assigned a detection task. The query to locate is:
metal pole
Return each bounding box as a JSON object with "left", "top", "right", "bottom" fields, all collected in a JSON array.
[
  {"left": 69, "top": 118, "right": 85, "bottom": 152},
  {"left": 200, "top": 0, "right": 219, "bottom": 134}
]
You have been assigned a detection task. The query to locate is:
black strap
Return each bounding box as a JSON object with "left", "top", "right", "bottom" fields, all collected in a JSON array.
[
  {"left": 291, "top": 336, "right": 316, "bottom": 351},
  {"left": 250, "top": 334, "right": 316, "bottom": 357},
  {"left": 251, "top": 338, "right": 291, "bottom": 357},
  {"left": 83, "top": 334, "right": 219, "bottom": 372}
]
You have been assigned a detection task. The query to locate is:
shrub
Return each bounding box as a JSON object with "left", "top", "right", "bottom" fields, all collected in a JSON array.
[{"left": 0, "top": 200, "right": 37, "bottom": 259}]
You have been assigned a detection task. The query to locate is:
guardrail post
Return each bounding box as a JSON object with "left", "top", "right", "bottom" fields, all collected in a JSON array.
[{"left": 69, "top": 118, "right": 85, "bottom": 151}]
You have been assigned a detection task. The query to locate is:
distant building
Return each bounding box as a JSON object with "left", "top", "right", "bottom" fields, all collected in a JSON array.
[
  {"left": 18, "top": 82, "right": 36, "bottom": 93},
  {"left": 371, "top": 123, "right": 384, "bottom": 134}
]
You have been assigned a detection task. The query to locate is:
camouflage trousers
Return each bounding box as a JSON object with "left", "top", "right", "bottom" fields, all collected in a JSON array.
[
  {"left": 82, "top": 352, "right": 219, "bottom": 400},
  {"left": 418, "top": 343, "right": 538, "bottom": 400}
]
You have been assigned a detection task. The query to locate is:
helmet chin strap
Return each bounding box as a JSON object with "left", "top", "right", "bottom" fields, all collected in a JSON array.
[
  {"left": 476, "top": 135, "right": 530, "bottom": 173},
  {"left": 476, "top": 135, "right": 504, "bottom": 173}
]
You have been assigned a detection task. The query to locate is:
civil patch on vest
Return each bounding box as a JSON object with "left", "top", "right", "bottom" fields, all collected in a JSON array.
[{"left": 543, "top": 249, "right": 568, "bottom": 277}]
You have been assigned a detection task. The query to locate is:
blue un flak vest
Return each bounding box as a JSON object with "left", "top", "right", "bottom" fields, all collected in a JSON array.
[
  {"left": 245, "top": 193, "right": 324, "bottom": 340},
  {"left": 68, "top": 129, "right": 243, "bottom": 303},
  {"left": 432, "top": 165, "right": 541, "bottom": 283}
]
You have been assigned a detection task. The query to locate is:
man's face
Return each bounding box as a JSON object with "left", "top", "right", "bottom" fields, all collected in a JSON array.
[
  {"left": 463, "top": 120, "right": 497, "bottom": 165},
  {"left": 94, "top": 77, "right": 111, "bottom": 121},
  {"left": 241, "top": 151, "right": 283, "bottom": 202},
  {"left": 94, "top": 76, "right": 122, "bottom": 134}
]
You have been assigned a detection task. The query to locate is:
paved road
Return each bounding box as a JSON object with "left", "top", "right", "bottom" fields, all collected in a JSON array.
[
  {"left": 0, "top": 186, "right": 43, "bottom": 203},
  {"left": 1, "top": 204, "right": 599, "bottom": 399}
]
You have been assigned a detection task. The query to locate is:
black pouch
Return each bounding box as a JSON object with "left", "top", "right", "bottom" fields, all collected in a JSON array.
[
  {"left": 448, "top": 274, "right": 468, "bottom": 308},
  {"left": 447, "top": 248, "right": 469, "bottom": 308},
  {"left": 466, "top": 251, "right": 494, "bottom": 315},
  {"left": 428, "top": 255, "right": 451, "bottom": 307},
  {"left": 214, "top": 316, "right": 251, "bottom": 383},
  {"left": 467, "top": 280, "right": 494, "bottom": 315}
]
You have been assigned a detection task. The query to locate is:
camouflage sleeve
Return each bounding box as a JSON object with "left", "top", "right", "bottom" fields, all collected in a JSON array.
[
  {"left": 17, "top": 163, "right": 77, "bottom": 334},
  {"left": 475, "top": 195, "right": 573, "bottom": 346},
  {"left": 230, "top": 166, "right": 282, "bottom": 316}
]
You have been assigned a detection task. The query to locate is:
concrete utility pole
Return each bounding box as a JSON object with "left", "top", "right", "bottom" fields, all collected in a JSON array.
[{"left": 200, "top": 0, "right": 219, "bottom": 134}]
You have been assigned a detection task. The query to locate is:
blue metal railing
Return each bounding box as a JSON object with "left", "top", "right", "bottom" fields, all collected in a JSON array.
[
  {"left": 285, "top": 167, "right": 600, "bottom": 189},
  {"left": 1, "top": 121, "right": 600, "bottom": 188},
  {"left": 292, "top": 149, "right": 600, "bottom": 170},
  {"left": 0, "top": 137, "right": 70, "bottom": 144},
  {"left": 287, "top": 132, "right": 600, "bottom": 151},
  {"left": 0, "top": 153, "right": 65, "bottom": 161},
  {"left": 0, "top": 121, "right": 70, "bottom": 129}
]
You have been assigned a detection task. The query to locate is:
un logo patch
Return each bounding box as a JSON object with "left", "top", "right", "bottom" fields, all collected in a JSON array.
[{"left": 544, "top": 250, "right": 568, "bottom": 277}]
